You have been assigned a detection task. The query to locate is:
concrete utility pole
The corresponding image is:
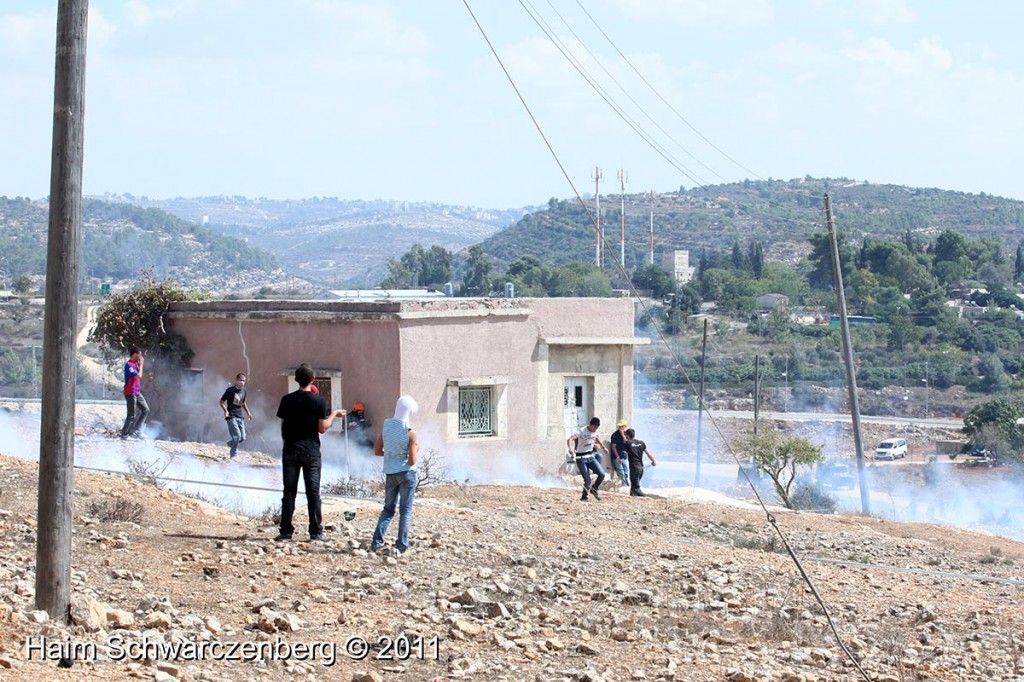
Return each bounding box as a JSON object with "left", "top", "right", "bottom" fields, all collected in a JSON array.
[
  {"left": 36, "top": 0, "right": 88, "bottom": 621},
  {"left": 824, "top": 194, "right": 871, "bottom": 514},
  {"left": 592, "top": 167, "right": 603, "bottom": 267},
  {"left": 694, "top": 318, "right": 708, "bottom": 487},
  {"left": 753, "top": 354, "right": 760, "bottom": 435},
  {"left": 617, "top": 169, "right": 627, "bottom": 269}
]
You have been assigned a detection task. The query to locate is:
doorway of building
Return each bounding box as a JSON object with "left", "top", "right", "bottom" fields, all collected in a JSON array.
[{"left": 563, "top": 376, "right": 592, "bottom": 432}]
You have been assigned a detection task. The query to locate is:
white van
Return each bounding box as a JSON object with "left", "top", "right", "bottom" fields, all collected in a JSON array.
[{"left": 874, "top": 438, "right": 908, "bottom": 460}]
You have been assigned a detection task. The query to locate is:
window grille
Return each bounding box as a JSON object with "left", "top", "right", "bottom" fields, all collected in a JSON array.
[
  {"left": 458, "top": 386, "right": 493, "bottom": 437},
  {"left": 312, "top": 377, "right": 332, "bottom": 412}
]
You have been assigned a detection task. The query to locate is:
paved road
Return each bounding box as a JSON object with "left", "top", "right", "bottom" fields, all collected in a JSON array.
[{"left": 637, "top": 408, "right": 962, "bottom": 429}]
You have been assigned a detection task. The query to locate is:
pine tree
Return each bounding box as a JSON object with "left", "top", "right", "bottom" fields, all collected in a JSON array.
[
  {"left": 731, "top": 240, "right": 746, "bottom": 270},
  {"left": 752, "top": 242, "right": 765, "bottom": 279}
]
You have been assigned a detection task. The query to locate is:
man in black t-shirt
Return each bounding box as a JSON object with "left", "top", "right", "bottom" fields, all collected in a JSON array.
[
  {"left": 623, "top": 428, "right": 657, "bottom": 497},
  {"left": 220, "top": 373, "right": 253, "bottom": 459},
  {"left": 275, "top": 363, "right": 345, "bottom": 542}
]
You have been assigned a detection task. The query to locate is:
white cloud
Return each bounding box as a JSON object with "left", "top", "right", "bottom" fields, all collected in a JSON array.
[
  {"left": 87, "top": 5, "right": 118, "bottom": 50},
  {"left": 845, "top": 36, "right": 953, "bottom": 76},
  {"left": 0, "top": 8, "right": 54, "bottom": 56},
  {"left": 855, "top": 0, "right": 916, "bottom": 25},
  {"left": 608, "top": 0, "right": 774, "bottom": 28},
  {"left": 123, "top": 0, "right": 205, "bottom": 27},
  {"left": 0, "top": 6, "right": 116, "bottom": 57}
]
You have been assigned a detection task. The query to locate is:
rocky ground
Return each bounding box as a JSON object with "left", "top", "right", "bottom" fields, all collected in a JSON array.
[{"left": 2, "top": 431, "right": 1024, "bottom": 682}]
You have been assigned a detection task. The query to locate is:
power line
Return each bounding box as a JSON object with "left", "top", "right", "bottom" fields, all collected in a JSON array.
[
  {"left": 74, "top": 464, "right": 378, "bottom": 502},
  {"left": 461, "top": 0, "right": 602, "bottom": 242},
  {"left": 540, "top": 0, "right": 729, "bottom": 183},
  {"left": 518, "top": 0, "right": 825, "bottom": 233},
  {"left": 572, "top": 0, "right": 764, "bottom": 181},
  {"left": 517, "top": 0, "right": 708, "bottom": 186}
]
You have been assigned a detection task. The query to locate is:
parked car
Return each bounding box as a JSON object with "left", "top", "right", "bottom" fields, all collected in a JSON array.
[
  {"left": 957, "top": 444, "right": 1001, "bottom": 468},
  {"left": 874, "top": 438, "right": 908, "bottom": 461},
  {"left": 818, "top": 460, "right": 856, "bottom": 490}
]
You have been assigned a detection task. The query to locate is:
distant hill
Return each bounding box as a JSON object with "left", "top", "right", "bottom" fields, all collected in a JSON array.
[
  {"left": 107, "top": 195, "right": 536, "bottom": 287},
  {"left": 0, "top": 197, "right": 281, "bottom": 292},
  {"left": 477, "top": 178, "right": 1024, "bottom": 270}
]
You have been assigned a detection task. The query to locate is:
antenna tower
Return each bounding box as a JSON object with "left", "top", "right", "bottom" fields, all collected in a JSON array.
[
  {"left": 617, "top": 169, "right": 628, "bottom": 269},
  {"left": 648, "top": 189, "right": 655, "bottom": 266},
  {"left": 592, "top": 166, "right": 603, "bottom": 267}
]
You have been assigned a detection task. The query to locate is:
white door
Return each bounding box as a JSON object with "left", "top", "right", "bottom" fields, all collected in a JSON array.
[{"left": 563, "top": 377, "right": 591, "bottom": 432}]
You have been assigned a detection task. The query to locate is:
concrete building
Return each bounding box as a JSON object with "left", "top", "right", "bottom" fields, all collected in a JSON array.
[
  {"left": 756, "top": 293, "right": 789, "bottom": 310},
  {"left": 660, "top": 250, "right": 695, "bottom": 285},
  {"left": 158, "top": 297, "right": 648, "bottom": 471},
  {"left": 314, "top": 289, "right": 447, "bottom": 301}
]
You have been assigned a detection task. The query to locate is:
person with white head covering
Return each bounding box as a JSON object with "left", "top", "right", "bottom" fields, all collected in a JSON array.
[{"left": 370, "top": 395, "right": 420, "bottom": 555}]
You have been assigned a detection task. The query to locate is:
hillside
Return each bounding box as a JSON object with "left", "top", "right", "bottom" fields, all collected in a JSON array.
[
  {"left": 0, "top": 197, "right": 283, "bottom": 293},
  {"left": 478, "top": 178, "right": 1024, "bottom": 269},
  {"left": 109, "top": 195, "right": 536, "bottom": 288}
]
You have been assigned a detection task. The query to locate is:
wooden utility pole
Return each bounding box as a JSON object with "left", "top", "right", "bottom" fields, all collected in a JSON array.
[
  {"left": 694, "top": 318, "right": 708, "bottom": 487},
  {"left": 36, "top": 0, "right": 88, "bottom": 621},
  {"left": 753, "top": 354, "right": 760, "bottom": 435},
  {"left": 824, "top": 194, "right": 870, "bottom": 514}
]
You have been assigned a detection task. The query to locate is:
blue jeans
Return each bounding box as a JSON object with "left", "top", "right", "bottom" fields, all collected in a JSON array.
[
  {"left": 280, "top": 450, "right": 322, "bottom": 538},
  {"left": 613, "top": 458, "right": 630, "bottom": 486},
  {"left": 372, "top": 469, "right": 417, "bottom": 552},
  {"left": 226, "top": 417, "right": 246, "bottom": 457},
  {"left": 575, "top": 456, "right": 605, "bottom": 495}
]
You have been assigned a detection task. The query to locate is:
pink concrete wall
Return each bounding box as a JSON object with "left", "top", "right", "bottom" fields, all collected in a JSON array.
[
  {"left": 160, "top": 316, "right": 400, "bottom": 445},
  {"left": 398, "top": 312, "right": 538, "bottom": 456},
  {"left": 525, "top": 297, "right": 636, "bottom": 338}
]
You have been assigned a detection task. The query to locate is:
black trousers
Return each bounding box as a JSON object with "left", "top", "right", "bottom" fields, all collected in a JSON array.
[
  {"left": 280, "top": 450, "right": 322, "bottom": 537},
  {"left": 629, "top": 463, "right": 645, "bottom": 494}
]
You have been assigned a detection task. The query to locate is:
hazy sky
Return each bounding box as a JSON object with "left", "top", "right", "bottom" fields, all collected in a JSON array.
[{"left": 2, "top": 0, "right": 1023, "bottom": 208}]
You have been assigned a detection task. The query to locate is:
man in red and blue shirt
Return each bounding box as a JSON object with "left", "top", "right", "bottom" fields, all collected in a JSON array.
[{"left": 121, "top": 347, "right": 150, "bottom": 439}]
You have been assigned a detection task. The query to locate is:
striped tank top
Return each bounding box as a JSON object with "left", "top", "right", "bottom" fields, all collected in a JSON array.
[{"left": 381, "top": 417, "right": 414, "bottom": 474}]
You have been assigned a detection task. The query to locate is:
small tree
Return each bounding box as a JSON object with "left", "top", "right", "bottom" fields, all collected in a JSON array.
[
  {"left": 414, "top": 448, "right": 449, "bottom": 491},
  {"left": 12, "top": 275, "right": 33, "bottom": 294},
  {"left": 962, "top": 398, "right": 1024, "bottom": 463},
  {"left": 88, "top": 275, "right": 204, "bottom": 368},
  {"left": 734, "top": 428, "right": 824, "bottom": 509}
]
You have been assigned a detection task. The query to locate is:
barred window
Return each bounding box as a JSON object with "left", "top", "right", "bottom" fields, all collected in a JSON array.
[
  {"left": 312, "top": 377, "right": 333, "bottom": 412},
  {"left": 458, "top": 386, "right": 493, "bottom": 437}
]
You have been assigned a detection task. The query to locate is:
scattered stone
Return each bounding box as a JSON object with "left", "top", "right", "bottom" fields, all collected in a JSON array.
[
  {"left": 69, "top": 593, "right": 107, "bottom": 632},
  {"left": 351, "top": 672, "right": 384, "bottom": 682},
  {"left": 106, "top": 609, "right": 135, "bottom": 628}
]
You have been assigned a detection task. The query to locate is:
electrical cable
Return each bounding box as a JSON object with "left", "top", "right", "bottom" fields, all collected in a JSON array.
[
  {"left": 537, "top": 0, "right": 729, "bottom": 183},
  {"left": 74, "top": 464, "right": 378, "bottom": 502},
  {"left": 518, "top": 0, "right": 828, "bottom": 234},
  {"left": 517, "top": 0, "right": 708, "bottom": 187},
  {"left": 572, "top": 0, "right": 763, "bottom": 181},
  {"left": 464, "top": 3, "right": 872, "bottom": 678}
]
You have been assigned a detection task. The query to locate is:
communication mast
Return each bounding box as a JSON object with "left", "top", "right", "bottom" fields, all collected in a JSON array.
[
  {"left": 617, "top": 169, "right": 628, "bottom": 269},
  {"left": 592, "top": 166, "right": 603, "bottom": 267},
  {"left": 648, "top": 189, "right": 655, "bottom": 266}
]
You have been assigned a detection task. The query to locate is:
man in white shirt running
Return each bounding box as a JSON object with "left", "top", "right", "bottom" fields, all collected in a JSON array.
[{"left": 567, "top": 417, "right": 609, "bottom": 501}]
